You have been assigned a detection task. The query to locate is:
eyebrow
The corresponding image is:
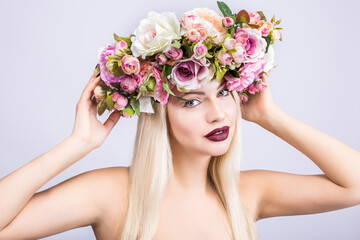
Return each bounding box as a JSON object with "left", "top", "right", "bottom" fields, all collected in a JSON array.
[{"left": 180, "top": 80, "right": 226, "bottom": 97}]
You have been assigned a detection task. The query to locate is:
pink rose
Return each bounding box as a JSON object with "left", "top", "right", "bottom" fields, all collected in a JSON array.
[
  {"left": 193, "top": 41, "right": 208, "bottom": 59},
  {"left": 249, "top": 12, "right": 261, "bottom": 25},
  {"left": 224, "top": 37, "right": 236, "bottom": 50},
  {"left": 224, "top": 58, "right": 266, "bottom": 92},
  {"left": 257, "top": 20, "right": 274, "bottom": 37},
  {"left": 247, "top": 82, "right": 258, "bottom": 94},
  {"left": 112, "top": 92, "right": 128, "bottom": 111},
  {"left": 155, "top": 53, "right": 168, "bottom": 65},
  {"left": 222, "top": 17, "right": 234, "bottom": 28},
  {"left": 256, "top": 81, "right": 266, "bottom": 91},
  {"left": 170, "top": 56, "right": 215, "bottom": 90},
  {"left": 98, "top": 42, "right": 122, "bottom": 90},
  {"left": 216, "top": 51, "right": 233, "bottom": 66},
  {"left": 119, "top": 75, "right": 137, "bottom": 93},
  {"left": 234, "top": 28, "right": 249, "bottom": 46},
  {"left": 164, "top": 46, "right": 183, "bottom": 60},
  {"left": 240, "top": 28, "right": 267, "bottom": 63},
  {"left": 121, "top": 55, "right": 140, "bottom": 75}
]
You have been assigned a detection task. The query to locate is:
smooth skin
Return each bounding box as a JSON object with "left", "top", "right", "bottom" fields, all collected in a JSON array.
[{"left": 0, "top": 70, "right": 360, "bottom": 239}]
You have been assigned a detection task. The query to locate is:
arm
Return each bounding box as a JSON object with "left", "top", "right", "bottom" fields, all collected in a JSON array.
[
  {"left": 0, "top": 166, "right": 129, "bottom": 239},
  {"left": 240, "top": 73, "right": 360, "bottom": 220},
  {"left": 255, "top": 104, "right": 360, "bottom": 220},
  {"left": 0, "top": 136, "right": 91, "bottom": 231},
  {"left": 0, "top": 69, "right": 122, "bottom": 234}
]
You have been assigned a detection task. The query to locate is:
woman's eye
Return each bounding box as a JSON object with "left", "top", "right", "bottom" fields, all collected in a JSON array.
[
  {"left": 218, "top": 89, "right": 230, "bottom": 97},
  {"left": 184, "top": 99, "right": 200, "bottom": 107}
]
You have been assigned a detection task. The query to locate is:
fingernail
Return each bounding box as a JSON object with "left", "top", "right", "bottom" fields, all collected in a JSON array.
[
  {"left": 96, "top": 72, "right": 100, "bottom": 77},
  {"left": 95, "top": 63, "right": 99, "bottom": 69}
]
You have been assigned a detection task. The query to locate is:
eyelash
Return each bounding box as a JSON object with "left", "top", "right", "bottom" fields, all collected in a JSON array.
[{"left": 183, "top": 89, "right": 230, "bottom": 108}]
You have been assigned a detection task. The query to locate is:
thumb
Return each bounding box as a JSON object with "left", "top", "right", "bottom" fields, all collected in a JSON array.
[{"left": 103, "top": 111, "right": 121, "bottom": 134}]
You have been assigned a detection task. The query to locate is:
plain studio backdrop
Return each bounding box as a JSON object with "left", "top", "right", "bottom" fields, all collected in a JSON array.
[{"left": 1, "top": 0, "right": 359, "bottom": 239}]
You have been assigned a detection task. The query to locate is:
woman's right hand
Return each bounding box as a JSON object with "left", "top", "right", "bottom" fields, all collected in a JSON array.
[{"left": 70, "top": 69, "right": 122, "bottom": 151}]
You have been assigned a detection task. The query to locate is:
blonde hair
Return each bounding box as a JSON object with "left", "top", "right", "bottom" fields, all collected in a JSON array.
[{"left": 119, "top": 90, "right": 259, "bottom": 240}]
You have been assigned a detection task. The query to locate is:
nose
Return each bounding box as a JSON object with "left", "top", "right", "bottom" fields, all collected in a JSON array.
[{"left": 206, "top": 98, "right": 225, "bottom": 123}]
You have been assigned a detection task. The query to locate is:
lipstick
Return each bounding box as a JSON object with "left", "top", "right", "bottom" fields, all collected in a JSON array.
[{"left": 204, "top": 126, "right": 229, "bottom": 142}]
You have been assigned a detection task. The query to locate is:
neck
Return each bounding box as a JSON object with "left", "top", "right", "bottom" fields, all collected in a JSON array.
[{"left": 170, "top": 142, "right": 215, "bottom": 197}]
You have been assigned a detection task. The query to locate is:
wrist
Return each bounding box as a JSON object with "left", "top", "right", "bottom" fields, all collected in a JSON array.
[
  {"left": 67, "top": 134, "right": 94, "bottom": 153},
  {"left": 256, "top": 104, "right": 283, "bottom": 130}
]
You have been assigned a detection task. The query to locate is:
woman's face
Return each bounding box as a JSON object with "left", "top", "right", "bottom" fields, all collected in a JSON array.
[{"left": 167, "top": 78, "right": 238, "bottom": 157}]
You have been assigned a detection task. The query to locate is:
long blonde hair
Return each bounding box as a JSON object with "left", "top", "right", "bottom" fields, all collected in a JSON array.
[{"left": 119, "top": 90, "right": 259, "bottom": 240}]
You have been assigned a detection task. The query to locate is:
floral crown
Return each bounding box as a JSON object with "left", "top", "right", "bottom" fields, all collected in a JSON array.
[{"left": 92, "top": 1, "right": 283, "bottom": 118}]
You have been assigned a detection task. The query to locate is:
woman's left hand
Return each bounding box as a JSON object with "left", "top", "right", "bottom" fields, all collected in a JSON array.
[{"left": 240, "top": 72, "right": 277, "bottom": 124}]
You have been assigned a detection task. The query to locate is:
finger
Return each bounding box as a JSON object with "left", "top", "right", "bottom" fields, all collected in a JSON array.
[
  {"left": 103, "top": 111, "right": 121, "bottom": 134},
  {"left": 80, "top": 75, "right": 102, "bottom": 102}
]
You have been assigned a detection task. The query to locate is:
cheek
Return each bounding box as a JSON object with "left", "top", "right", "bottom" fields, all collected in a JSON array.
[{"left": 168, "top": 107, "right": 203, "bottom": 145}]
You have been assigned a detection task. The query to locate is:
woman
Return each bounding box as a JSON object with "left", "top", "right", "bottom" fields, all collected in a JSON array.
[{"left": 0, "top": 70, "right": 359, "bottom": 240}]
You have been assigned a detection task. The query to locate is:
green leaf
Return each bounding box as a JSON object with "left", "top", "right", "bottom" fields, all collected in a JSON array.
[
  {"left": 275, "top": 18, "right": 282, "bottom": 26},
  {"left": 257, "top": 11, "right": 267, "bottom": 22},
  {"left": 130, "top": 98, "right": 140, "bottom": 116},
  {"left": 264, "top": 36, "right": 271, "bottom": 53},
  {"left": 105, "top": 94, "right": 115, "bottom": 110},
  {"left": 270, "top": 14, "right": 275, "bottom": 24},
  {"left": 164, "top": 64, "right": 172, "bottom": 77},
  {"left": 162, "top": 80, "right": 188, "bottom": 101},
  {"left": 93, "top": 67, "right": 100, "bottom": 76},
  {"left": 122, "top": 107, "right": 134, "bottom": 116},
  {"left": 97, "top": 99, "right": 107, "bottom": 116},
  {"left": 229, "top": 69, "right": 240, "bottom": 78},
  {"left": 182, "top": 45, "right": 192, "bottom": 58},
  {"left": 217, "top": 1, "right": 232, "bottom": 17},
  {"left": 230, "top": 27, "right": 235, "bottom": 38}
]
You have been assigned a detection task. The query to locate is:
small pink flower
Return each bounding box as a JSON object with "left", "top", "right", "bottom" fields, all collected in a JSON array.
[
  {"left": 164, "top": 46, "right": 183, "bottom": 60},
  {"left": 224, "top": 37, "right": 236, "bottom": 50},
  {"left": 256, "top": 81, "right": 266, "bottom": 91},
  {"left": 216, "top": 51, "right": 233, "bottom": 66},
  {"left": 222, "top": 17, "right": 234, "bottom": 28},
  {"left": 121, "top": 55, "right": 140, "bottom": 75},
  {"left": 240, "top": 94, "right": 249, "bottom": 102},
  {"left": 234, "top": 28, "right": 249, "bottom": 46},
  {"left": 115, "top": 40, "right": 128, "bottom": 55},
  {"left": 247, "top": 82, "right": 258, "bottom": 94},
  {"left": 155, "top": 53, "right": 168, "bottom": 65},
  {"left": 249, "top": 12, "right": 261, "bottom": 25},
  {"left": 119, "top": 75, "right": 137, "bottom": 93},
  {"left": 112, "top": 92, "right": 128, "bottom": 111},
  {"left": 257, "top": 20, "right": 273, "bottom": 37},
  {"left": 193, "top": 41, "right": 208, "bottom": 59},
  {"left": 272, "top": 30, "right": 282, "bottom": 41}
]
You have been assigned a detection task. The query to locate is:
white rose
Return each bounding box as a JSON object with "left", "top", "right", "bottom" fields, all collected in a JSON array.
[
  {"left": 263, "top": 45, "right": 275, "bottom": 73},
  {"left": 130, "top": 11, "right": 181, "bottom": 60}
]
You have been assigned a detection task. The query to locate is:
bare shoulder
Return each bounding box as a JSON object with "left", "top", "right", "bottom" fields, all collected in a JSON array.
[
  {"left": 87, "top": 166, "right": 130, "bottom": 238},
  {"left": 238, "top": 170, "right": 265, "bottom": 222}
]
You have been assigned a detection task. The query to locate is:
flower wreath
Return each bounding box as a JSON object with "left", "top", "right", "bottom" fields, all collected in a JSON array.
[{"left": 92, "top": 1, "right": 283, "bottom": 118}]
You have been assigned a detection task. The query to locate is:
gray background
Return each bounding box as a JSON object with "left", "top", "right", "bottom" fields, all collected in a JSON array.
[{"left": 1, "top": 0, "right": 359, "bottom": 239}]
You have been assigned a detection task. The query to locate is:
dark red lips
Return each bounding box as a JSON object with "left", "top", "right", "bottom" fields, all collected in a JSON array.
[{"left": 204, "top": 126, "right": 230, "bottom": 142}]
